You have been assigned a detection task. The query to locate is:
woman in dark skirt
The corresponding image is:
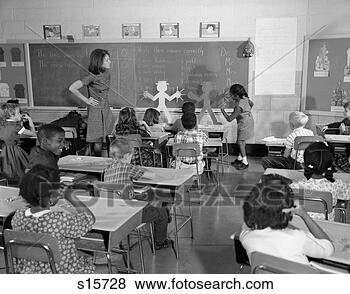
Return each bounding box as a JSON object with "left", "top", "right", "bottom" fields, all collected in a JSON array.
[
  {"left": 0, "top": 103, "right": 36, "bottom": 180},
  {"left": 69, "top": 49, "right": 114, "bottom": 156}
]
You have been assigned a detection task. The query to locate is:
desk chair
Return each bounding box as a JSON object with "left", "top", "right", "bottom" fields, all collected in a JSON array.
[
  {"left": 293, "top": 136, "right": 325, "bottom": 169},
  {"left": 167, "top": 143, "right": 198, "bottom": 257},
  {"left": 4, "top": 229, "right": 60, "bottom": 274},
  {"left": 250, "top": 251, "right": 321, "bottom": 274},
  {"left": 0, "top": 212, "right": 15, "bottom": 273},
  {"left": 232, "top": 233, "right": 250, "bottom": 272},
  {"left": 294, "top": 189, "right": 347, "bottom": 223},
  {"left": 76, "top": 182, "right": 152, "bottom": 274}
]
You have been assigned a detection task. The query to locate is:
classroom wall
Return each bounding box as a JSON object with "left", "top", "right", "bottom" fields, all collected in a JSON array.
[{"left": 0, "top": 0, "right": 349, "bottom": 143}]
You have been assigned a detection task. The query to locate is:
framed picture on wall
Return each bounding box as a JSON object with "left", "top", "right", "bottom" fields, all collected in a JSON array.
[
  {"left": 200, "top": 22, "right": 220, "bottom": 38},
  {"left": 82, "top": 24, "right": 101, "bottom": 39},
  {"left": 43, "top": 24, "right": 62, "bottom": 40},
  {"left": 160, "top": 23, "right": 179, "bottom": 38},
  {"left": 122, "top": 23, "right": 141, "bottom": 39}
]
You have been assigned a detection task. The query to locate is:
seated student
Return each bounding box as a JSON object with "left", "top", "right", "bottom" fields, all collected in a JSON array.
[
  {"left": 169, "top": 102, "right": 196, "bottom": 134},
  {"left": 141, "top": 107, "right": 169, "bottom": 134},
  {"left": 27, "top": 124, "right": 65, "bottom": 171},
  {"left": 12, "top": 165, "right": 95, "bottom": 273},
  {"left": 0, "top": 103, "right": 36, "bottom": 181},
  {"left": 173, "top": 112, "right": 208, "bottom": 175},
  {"left": 290, "top": 142, "right": 350, "bottom": 221},
  {"left": 240, "top": 174, "right": 334, "bottom": 266},
  {"left": 113, "top": 107, "right": 160, "bottom": 167},
  {"left": 104, "top": 137, "right": 171, "bottom": 250},
  {"left": 6, "top": 99, "right": 31, "bottom": 130},
  {"left": 261, "top": 111, "right": 314, "bottom": 170},
  {"left": 322, "top": 102, "right": 350, "bottom": 173}
]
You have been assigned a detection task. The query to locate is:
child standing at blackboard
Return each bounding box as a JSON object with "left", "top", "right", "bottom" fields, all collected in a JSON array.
[
  {"left": 69, "top": 49, "right": 114, "bottom": 156},
  {"left": 220, "top": 84, "right": 254, "bottom": 170}
]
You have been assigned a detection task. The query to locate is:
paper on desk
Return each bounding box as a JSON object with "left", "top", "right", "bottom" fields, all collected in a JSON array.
[{"left": 262, "top": 136, "right": 285, "bottom": 142}]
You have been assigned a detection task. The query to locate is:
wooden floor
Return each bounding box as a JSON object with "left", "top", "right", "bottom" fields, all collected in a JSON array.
[{"left": 0, "top": 156, "right": 264, "bottom": 274}]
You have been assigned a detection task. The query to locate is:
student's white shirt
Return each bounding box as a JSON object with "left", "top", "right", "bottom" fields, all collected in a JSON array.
[
  {"left": 285, "top": 127, "right": 314, "bottom": 163},
  {"left": 240, "top": 226, "right": 334, "bottom": 265}
]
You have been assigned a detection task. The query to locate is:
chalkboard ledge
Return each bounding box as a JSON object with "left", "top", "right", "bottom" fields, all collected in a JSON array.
[{"left": 305, "top": 110, "right": 345, "bottom": 117}]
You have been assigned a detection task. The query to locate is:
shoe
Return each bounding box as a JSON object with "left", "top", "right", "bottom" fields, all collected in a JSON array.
[
  {"left": 94, "top": 253, "right": 122, "bottom": 265},
  {"left": 236, "top": 162, "right": 249, "bottom": 170},
  {"left": 155, "top": 239, "right": 173, "bottom": 250},
  {"left": 231, "top": 159, "right": 242, "bottom": 166}
]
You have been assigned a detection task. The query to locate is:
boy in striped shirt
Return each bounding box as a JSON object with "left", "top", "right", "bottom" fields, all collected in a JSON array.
[{"left": 261, "top": 111, "right": 314, "bottom": 170}]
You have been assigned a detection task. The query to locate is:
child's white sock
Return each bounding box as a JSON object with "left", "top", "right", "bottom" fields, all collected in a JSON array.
[
  {"left": 237, "top": 154, "right": 243, "bottom": 161},
  {"left": 242, "top": 156, "right": 248, "bottom": 165}
]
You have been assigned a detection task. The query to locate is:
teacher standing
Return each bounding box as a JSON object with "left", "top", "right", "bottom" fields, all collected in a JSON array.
[
  {"left": 220, "top": 84, "right": 254, "bottom": 170},
  {"left": 69, "top": 49, "right": 114, "bottom": 156}
]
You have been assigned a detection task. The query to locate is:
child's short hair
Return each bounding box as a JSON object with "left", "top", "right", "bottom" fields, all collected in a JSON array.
[
  {"left": 289, "top": 111, "right": 308, "bottom": 129},
  {"left": 343, "top": 101, "right": 350, "bottom": 110},
  {"left": 243, "top": 174, "right": 294, "bottom": 230},
  {"left": 181, "top": 112, "right": 197, "bottom": 130},
  {"left": 181, "top": 102, "right": 195, "bottom": 114},
  {"left": 37, "top": 124, "right": 64, "bottom": 144},
  {"left": 304, "top": 142, "right": 335, "bottom": 182},
  {"left": 19, "top": 165, "right": 60, "bottom": 207},
  {"left": 109, "top": 137, "right": 134, "bottom": 159}
]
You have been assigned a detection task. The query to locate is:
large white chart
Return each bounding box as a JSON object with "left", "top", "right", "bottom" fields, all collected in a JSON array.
[{"left": 255, "top": 17, "right": 297, "bottom": 95}]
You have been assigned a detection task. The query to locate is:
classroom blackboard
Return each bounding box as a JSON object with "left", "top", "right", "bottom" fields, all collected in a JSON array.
[
  {"left": 306, "top": 38, "right": 350, "bottom": 111},
  {"left": 29, "top": 41, "right": 249, "bottom": 108}
]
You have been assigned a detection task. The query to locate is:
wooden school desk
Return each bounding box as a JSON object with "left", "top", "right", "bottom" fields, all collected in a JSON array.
[
  {"left": 135, "top": 167, "right": 196, "bottom": 258},
  {"left": 262, "top": 137, "right": 287, "bottom": 156},
  {"left": 58, "top": 155, "right": 113, "bottom": 180},
  {"left": 143, "top": 132, "right": 170, "bottom": 149},
  {"left": 264, "top": 168, "right": 350, "bottom": 183},
  {"left": 291, "top": 216, "right": 350, "bottom": 270},
  {"left": 0, "top": 186, "right": 26, "bottom": 219}
]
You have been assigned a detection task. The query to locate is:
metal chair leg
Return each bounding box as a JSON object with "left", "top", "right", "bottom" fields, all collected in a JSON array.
[{"left": 136, "top": 229, "right": 145, "bottom": 273}]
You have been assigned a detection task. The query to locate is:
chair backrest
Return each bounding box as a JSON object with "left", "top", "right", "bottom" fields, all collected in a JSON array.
[
  {"left": 250, "top": 251, "right": 320, "bottom": 274},
  {"left": 93, "top": 181, "right": 132, "bottom": 199},
  {"left": 62, "top": 127, "right": 77, "bottom": 139},
  {"left": 172, "top": 143, "right": 200, "bottom": 158},
  {"left": 232, "top": 233, "right": 250, "bottom": 266},
  {"left": 293, "top": 189, "right": 333, "bottom": 220},
  {"left": 4, "top": 229, "right": 60, "bottom": 273},
  {"left": 293, "top": 135, "right": 325, "bottom": 169},
  {"left": 293, "top": 135, "right": 325, "bottom": 151}
]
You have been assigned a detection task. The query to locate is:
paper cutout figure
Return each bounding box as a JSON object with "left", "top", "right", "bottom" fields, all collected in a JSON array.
[
  {"left": 143, "top": 81, "right": 183, "bottom": 122},
  {"left": 0, "top": 83, "right": 10, "bottom": 97},
  {"left": 344, "top": 48, "right": 350, "bottom": 76},
  {"left": 331, "top": 80, "right": 348, "bottom": 109},
  {"left": 187, "top": 81, "right": 220, "bottom": 125},
  {"left": 14, "top": 84, "right": 25, "bottom": 98},
  {"left": 0, "top": 48, "right": 4, "bottom": 62},
  {"left": 10, "top": 48, "right": 21, "bottom": 62},
  {"left": 315, "top": 44, "right": 330, "bottom": 72}
]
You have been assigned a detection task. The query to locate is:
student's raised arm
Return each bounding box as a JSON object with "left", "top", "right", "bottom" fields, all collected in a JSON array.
[
  {"left": 220, "top": 105, "right": 241, "bottom": 122},
  {"left": 69, "top": 80, "right": 99, "bottom": 107}
]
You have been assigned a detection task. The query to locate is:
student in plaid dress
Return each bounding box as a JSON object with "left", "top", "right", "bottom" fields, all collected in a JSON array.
[
  {"left": 173, "top": 112, "right": 208, "bottom": 175},
  {"left": 104, "top": 137, "right": 171, "bottom": 250},
  {"left": 69, "top": 49, "right": 114, "bottom": 156}
]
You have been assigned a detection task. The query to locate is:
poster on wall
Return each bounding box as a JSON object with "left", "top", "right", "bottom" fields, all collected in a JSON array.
[
  {"left": 0, "top": 44, "right": 28, "bottom": 104},
  {"left": 314, "top": 44, "right": 330, "bottom": 77},
  {"left": 330, "top": 80, "right": 348, "bottom": 112},
  {"left": 255, "top": 17, "right": 297, "bottom": 95}
]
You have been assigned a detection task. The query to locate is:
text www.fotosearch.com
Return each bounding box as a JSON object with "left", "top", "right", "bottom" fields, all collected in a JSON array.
[{"left": 134, "top": 277, "right": 273, "bottom": 290}]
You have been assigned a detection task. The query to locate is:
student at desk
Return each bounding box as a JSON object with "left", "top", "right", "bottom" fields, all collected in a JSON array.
[
  {"left": 113, "top": 107, "right": 161, "bottom": 167},
  {"left": 290, "top": 142, "right": 350, "bottom": 221},
  {"left": 12, "top": 165, "right": 95, "bottom": 274},
  {"left": 240, "top": 174, "right": 334, "bottom": 266},
  {"left": 323, "top": 102, "right": 350, "bottom": 173},
  {"left": 169, "top": 102, "right": 196, "bottom": 134},
  {"left": 104, "top": 137, "right": 171, "bottom": 250},
  {"left": 0, "top": 103, "right": 36, "bottom": 181},
  {"left": 140, "top": 108, "right": 166, "bottom": 134},
  {"left": 261, "top": 111, "right": 314, "bottom": 170},
  {"left": 28, "top": 124, "right": 65, "bottom": 171}
]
